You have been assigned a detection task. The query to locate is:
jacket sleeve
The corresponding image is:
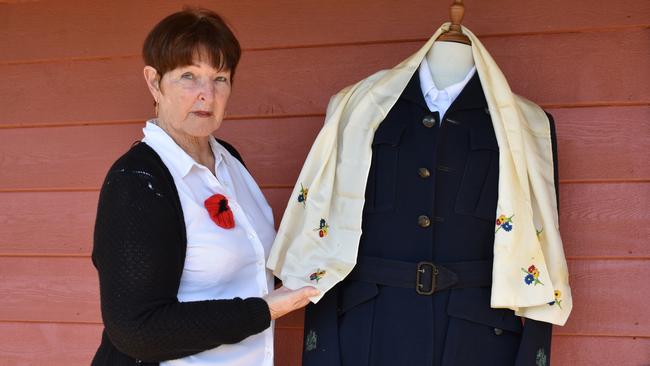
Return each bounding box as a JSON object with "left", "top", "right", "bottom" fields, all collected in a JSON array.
[
  {"left": 92, "top": 169, "right": 270, "bottom": 362},
  {"left": 514, "top": 112, "right": 558, "bottom": 366}
]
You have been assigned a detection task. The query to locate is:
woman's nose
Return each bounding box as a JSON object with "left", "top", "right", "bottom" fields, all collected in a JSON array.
[{"left": 198, "top": 81, "right": 215, "bottom": 102}]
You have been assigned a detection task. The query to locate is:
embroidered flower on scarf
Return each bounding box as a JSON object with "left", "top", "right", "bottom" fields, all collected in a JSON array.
[
  {"left": 309, "top": 269, "right": 326, "bottom": 283},
  {"left": 495, "top": 214, "right": 514, "bottom": 233},
  {"left": 521, "top": 264, "right": 544, "bottom": 286},
  {"left": 548, "top": 290, "right": 563, "bottom": 308},
  {"left": 297, "top": 183, "right": 308, "bottom": 207},
  {"left": 313, "top": 218, "right": 329, "bottom": 238},
  {"left": 536, "top": 227, "right": 544, "bottom": 238}
]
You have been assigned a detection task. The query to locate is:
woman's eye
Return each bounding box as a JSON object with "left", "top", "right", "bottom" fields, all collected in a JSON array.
[
  {"left": 214, "top": 76, "right": 228, "bottom": 83},
  {"left": 181, "top": 72, "right": 194, "bottom": 80}
]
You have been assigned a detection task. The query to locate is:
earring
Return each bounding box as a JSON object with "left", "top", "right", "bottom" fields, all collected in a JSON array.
[{"left": 153, "top": 100, "right": 159, "bottom": 117}]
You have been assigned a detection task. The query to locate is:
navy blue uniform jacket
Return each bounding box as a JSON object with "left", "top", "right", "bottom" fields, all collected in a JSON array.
[{"left": 302, "top": 71, "right": 558, "bottom": 366}]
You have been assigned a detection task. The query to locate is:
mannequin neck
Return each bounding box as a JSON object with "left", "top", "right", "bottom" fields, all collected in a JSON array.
[{"left": 425, "top": 41, "right": 475, "bottom": 89}]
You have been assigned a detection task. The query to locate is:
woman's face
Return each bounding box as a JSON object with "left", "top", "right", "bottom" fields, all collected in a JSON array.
[{"left": 145, "top": 59, "right": 232, "bottom": 138}]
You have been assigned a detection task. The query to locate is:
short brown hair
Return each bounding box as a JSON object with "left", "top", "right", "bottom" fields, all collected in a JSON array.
[{"left": 142, "top": 8, "right": 241, "bottom": 81}]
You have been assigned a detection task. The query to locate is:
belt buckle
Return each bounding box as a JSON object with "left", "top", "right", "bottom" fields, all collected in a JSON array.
[{"left": 416, "top": 261, "right": 439, "bottom": 295}]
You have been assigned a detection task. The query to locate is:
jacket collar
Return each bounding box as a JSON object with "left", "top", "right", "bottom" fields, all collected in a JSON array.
[{"left": 400, "top": 69, "right": 488, "bottom": 115}]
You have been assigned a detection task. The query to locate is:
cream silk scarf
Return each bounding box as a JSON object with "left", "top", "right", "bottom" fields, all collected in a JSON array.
[{"left": 267, "top": 24, "right": 572, "bottom": 325}]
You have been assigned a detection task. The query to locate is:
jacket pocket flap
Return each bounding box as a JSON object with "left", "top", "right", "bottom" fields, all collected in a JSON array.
[
  {"left": 339, "top": 281, "right": 379, "bottom": 314},
  {"left": 469, "top": 126, "right": 499, "bottom": 151},
  {"left": 447, "top": 288, "right": 522, "bottom": 334}
]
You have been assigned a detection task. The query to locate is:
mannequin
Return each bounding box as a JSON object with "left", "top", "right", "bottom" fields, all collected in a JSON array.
[
  {"left": 426, "top": 41, "right": 474, "bottom": 89},
  {"left": 295, "top": 2, "right": 559, "bottom": 365}
]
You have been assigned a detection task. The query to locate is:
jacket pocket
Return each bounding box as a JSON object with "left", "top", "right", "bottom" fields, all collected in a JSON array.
[
  {"left": 337, "top": 281, "right": 380, "bottom": 366},
  {"left": 364, "top": 118, "right": 407, "bottom": 213},
  {"left": 454, "top": 126, "right": 499, "bottom": 221},
  {"left": 441, "top": 288, "right": 522, "bottom": 366},
  {"left": 338, "top": 280, "right": 380, "bottom": 314},
  {"left": 446, "top": 288, "right": 522, "bottom": 333}
]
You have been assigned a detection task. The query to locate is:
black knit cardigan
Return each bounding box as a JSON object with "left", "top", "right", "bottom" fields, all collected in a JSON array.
[{"left": 91, "top": 141, "right": 271, "bottom": 366}]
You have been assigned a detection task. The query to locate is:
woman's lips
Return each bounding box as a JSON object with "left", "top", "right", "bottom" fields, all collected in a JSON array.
[{"left": 192, "top": 111, "right": 213, "bottom": 118}]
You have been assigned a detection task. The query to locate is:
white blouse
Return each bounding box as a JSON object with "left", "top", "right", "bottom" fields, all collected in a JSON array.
[
  {"left": 142, "top": 121, "right": 275, "bottom": 366},
  {"left": 418, "top": 57, "right": 476, "bottom": 120}
]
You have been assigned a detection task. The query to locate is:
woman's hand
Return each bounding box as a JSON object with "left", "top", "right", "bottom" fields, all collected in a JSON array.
[{"left": 263, "top": 286, "right": 319, "bottom": 320}]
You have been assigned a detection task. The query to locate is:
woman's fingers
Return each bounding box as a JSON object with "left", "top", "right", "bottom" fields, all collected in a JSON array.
[{"left": 263, "top": 286, "right": 320, "bottom": 320}]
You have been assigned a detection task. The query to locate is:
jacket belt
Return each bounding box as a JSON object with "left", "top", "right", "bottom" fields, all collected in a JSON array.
[{"left": 347, "top": 256, "right": 493, "bottom": 295}]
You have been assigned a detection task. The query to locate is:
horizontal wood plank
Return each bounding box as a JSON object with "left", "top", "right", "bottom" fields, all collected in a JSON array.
[
  {"left": 2, "top": 0, "right": 649, "bottom": 63},
  {"left": 559, "top": 183, "right": 650, "bottom": 258},
  {"left": 0, "top": 117, "right": 322, "bottom": 190},
  {"left": 551, "top": 106, "right": 650, "bottom": 181},
  {"left": 552, "top": 336, "right": 650, "bottom": 365},
  {"left": 2, "top": 29, "right": 648, "bottom": 127},
  {"left": 556, "top": 260, "right": 649, "bottom": 337},
  {"left": 0, "top": 187, "right": 291, "bottom": 256},
  {"left": 1, "top": 183, "right": 648, "bottom": 259},
  {"left": 0, "top": 257, "right": 100, "bottom": 323},
  {"left": 0, "top": 322, "right": 306, "bottom": 365},
  {"left": 0, "top": 191, "right": 97, "bottom": 255},
  {"left": 0, "top": 322, "right": 100, "bottom": 365},
  {"left": 1, "top": 258, "right": 647, "bottom": 338},
  {"left": 0, "top": 106, "right": 648, "bottom": 191}
]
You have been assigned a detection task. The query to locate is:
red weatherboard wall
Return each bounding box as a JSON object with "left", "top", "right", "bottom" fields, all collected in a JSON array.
[{"left": 1, "top": 1, "right": 649, "bottom": 365}]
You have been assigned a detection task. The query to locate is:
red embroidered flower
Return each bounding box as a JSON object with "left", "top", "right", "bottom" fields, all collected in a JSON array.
[
  {"left": 204, "top": 193, "right": 235, "bottom": 229},
  {"left": 313, "top": 218, "right": 329, "bottom": 238},
  {"left": 521, "top": 264, "right": 544, "bottom": 286},
  {"left": 495, "top": 214, "right": 514, "bottom": 233},
  {"left": 309, "top": 269, "right": 326, "bottom": 283}
]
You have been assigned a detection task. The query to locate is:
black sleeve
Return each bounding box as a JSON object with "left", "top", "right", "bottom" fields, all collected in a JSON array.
[
  {"left": 92, "top": 170, "right": 270, "bottom": 362},
  {"left": 546, "top": 112, "right": 560, "bottom": 213},
  {"left": 216, "top": 138, "right": 246, "bottom": 168}
]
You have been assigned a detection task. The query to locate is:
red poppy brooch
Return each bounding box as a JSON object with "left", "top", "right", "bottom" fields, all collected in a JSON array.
[{"left": 204, "top": 193, "right": 235, "bottom": 229}]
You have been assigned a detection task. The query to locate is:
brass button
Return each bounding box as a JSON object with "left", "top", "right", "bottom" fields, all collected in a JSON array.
[
  {"left": 418, "top": 168, "right": 430, "bottom": 178},
  {"left": 493, "top": 328, "right": 503, "bottom": 336},
  {"left": 418, "top": 215, "right": 431, "bottom": 228},
  {"left": 422, "top": 115, "right": 437, "bottom": 128}
]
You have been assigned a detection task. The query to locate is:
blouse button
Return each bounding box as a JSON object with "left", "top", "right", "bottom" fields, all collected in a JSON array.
[
  {"left": 418, "top": 168, "right": 430, "bottom": 178},
  {"left": 493, "top": 328, "right": 503, "bottom": 336}
]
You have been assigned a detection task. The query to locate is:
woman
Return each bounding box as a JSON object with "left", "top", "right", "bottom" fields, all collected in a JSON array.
[{"left": 91, "top": 8, "right": 317, "bottom": 366}]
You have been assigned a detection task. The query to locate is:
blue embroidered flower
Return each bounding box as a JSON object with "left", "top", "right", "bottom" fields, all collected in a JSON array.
[
  {"left": 309, "top": 269, "right": 326, "bottom": 283},
  {"left": 524, "top": 274, "right": 535, "bottom": 285},
  {"left": 521, "top": 265, "right": 544, "bottom": 286},
  {"left": 297, "top": 183, "right": 308, "bottom": 207},
  {"left": 548, "top": 290, "right": 563, "bottom": 308},
  {"left": 495, "top": 214, "right": 514, "bottom": 233}
]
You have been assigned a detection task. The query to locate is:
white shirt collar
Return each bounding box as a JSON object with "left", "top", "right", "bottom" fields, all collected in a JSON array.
[
  {"left": 142, "top": 119, "right": 226, "bottom": 178},
  {"left": 418, "top": 57, "right": 476, "bottom": 113}
]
